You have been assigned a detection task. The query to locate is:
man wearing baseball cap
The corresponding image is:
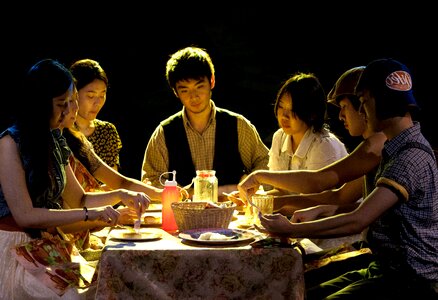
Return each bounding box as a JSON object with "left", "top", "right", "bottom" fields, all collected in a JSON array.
[
  {"left": 256, "top": 58, "right": 438, "bottom": 298},
  {"left": 355, "top": 58, "right": 420, "bottom": 120},
  {"left": 328, "top": 66, "right": 371, "bottom": 137}
]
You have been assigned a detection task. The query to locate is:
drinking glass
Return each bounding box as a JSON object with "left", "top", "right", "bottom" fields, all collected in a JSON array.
[{"left": 249, "top": 194, "right": 274, "bottom": 225}]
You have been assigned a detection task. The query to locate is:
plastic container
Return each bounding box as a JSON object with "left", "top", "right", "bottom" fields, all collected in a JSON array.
[
  {"left": 193, "top": 170, "right": 218, "bottom": 203},
  {"left": 161, "top": 170, "right": 179, "bottom": 232}
]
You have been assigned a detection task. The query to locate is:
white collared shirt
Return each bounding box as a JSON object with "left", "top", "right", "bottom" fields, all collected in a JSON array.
[{"left": 268, "top": 127, "right": 348, "bottom": 171}]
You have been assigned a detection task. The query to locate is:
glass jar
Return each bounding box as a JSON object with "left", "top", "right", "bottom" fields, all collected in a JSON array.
[{"left": 193, "top": 170, "right": 218, "bottom": 203}]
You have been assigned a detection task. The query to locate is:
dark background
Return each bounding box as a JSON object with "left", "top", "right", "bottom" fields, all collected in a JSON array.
[{"left": 1, "top": 5, "right": 436, "bottom": 180}]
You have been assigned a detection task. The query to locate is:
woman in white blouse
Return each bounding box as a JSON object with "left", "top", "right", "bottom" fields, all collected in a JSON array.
[{"left": 268, "top": 72, "right": 348, "bottom": 195}]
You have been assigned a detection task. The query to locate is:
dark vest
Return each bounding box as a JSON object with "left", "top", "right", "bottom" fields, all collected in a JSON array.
[{"left": 162, "top": 109, "right": 245, "bottom": 187}]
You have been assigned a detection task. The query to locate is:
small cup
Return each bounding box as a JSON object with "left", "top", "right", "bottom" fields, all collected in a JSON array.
[{"left": 249, "top": 194, "right": 274, "bottom": 225}]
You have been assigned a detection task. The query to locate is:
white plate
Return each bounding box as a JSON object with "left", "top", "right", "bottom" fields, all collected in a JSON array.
[
  {"left": 179, "top": 228, "right": 255, "bottom": 245},
  {"left": 110, "top": 228, "right": 162, "bottom": 241}
]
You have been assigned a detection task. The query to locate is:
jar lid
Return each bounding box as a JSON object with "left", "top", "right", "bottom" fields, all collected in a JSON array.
[{"left": 196, "top": 170, "right": 216, "bottom": 177}]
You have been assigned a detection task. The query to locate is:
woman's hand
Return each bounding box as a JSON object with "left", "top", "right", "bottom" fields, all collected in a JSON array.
[
  {"left": 118, "top": 189, "right": 151, "bottom": 219},
  {"left": 115, "top": 206, "right": 138, "bottom": 225},
  {"left": 88, "top": 205, "right": 121, "bottom": 226}
]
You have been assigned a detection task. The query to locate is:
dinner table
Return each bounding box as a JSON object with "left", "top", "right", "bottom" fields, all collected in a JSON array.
[{"left": 93, "top": 205, "right": 306, "bottom": 300}]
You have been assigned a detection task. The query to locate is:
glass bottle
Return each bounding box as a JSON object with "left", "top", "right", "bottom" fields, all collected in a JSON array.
[{"left": 193, "top": 170, "right": 218, "bottom": 203}]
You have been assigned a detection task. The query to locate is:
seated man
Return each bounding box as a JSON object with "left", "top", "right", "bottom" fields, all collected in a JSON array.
[{"left": 142, "top": 46, "right": 269, "bottom": 198}]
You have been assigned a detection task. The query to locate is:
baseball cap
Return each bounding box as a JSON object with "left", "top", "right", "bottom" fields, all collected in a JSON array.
[
  {"left": 355, "top": 58, "right": 418, "bottom": 108},
  {"left": 327, "top": 66, "right": 365, "bottom": 106}
]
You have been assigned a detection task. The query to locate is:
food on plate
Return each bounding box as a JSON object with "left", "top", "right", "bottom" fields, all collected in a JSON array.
[
  {"left": 198, "top": 232, "right": 234, "bottom": 241},
  {"left": 122, "top": 232, "right": 142, "bottom": 239},
  {"left": 144, "top": 215, "right": 161, "bottom": 225}
]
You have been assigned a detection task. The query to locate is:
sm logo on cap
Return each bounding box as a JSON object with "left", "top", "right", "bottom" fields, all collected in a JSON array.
[{"left": 386, "top": 71, "right": 412, "bottom": 91}]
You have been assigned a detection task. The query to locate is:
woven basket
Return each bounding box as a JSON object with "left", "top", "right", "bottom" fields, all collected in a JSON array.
[{"left": 171, "top": 202, "right": 235, "bottom": 231}]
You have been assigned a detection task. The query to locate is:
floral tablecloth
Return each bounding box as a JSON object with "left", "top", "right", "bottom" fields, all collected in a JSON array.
[{"left": 95, "top": 228, "right": 305, "bottom": 299}]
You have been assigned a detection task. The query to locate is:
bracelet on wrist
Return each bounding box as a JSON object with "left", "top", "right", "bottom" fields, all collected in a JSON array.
[{"left": 83, "top": 206, "right": 88, "bottom": 221}]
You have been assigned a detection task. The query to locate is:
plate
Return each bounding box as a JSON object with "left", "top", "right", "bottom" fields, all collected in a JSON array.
[
  {"left": 179, "top": 228, "right": 255, "bottom": 245},
  {"left": 110, "top": 228, "right": 162, "bottom": 241}
]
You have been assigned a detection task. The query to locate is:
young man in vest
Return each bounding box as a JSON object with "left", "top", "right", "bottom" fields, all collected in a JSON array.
[{"left": 142, "top": 46, "right": 269, "bottom": 197}]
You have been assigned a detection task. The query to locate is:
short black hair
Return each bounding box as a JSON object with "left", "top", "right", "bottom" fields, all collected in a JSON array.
[{"left": 165, "top": 46, "right": 214, "bottom": 90}]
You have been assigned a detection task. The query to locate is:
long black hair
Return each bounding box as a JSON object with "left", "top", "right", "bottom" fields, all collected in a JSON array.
[{"left": 16, "top": 59, "right": 74, "bottom": 200}]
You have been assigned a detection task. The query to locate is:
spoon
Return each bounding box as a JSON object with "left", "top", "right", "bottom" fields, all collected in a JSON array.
[
  {"left": 243, "top": 191, "right": 262, "bottom": 215},
  {"left": 134, "top": 219, "right": 141, "bottom": 234}
]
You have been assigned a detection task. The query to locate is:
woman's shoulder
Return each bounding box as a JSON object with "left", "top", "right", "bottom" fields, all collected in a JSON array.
[
  {"left": 272, "top": 128, "right": 285, "bottom": 138},
  {"left": 309, "top": 129, "right": 348, "bottom": 154},
  {"left": 92, "top": 120, "right": 120, "bottom": 140},
  {"left": 0, "top": 133, "right": 15, "bottom": 150},
  {"left": 0, "top": 126, "right": 19, "bottom": 144},
  {"left": 270, "top": 129, "right": 288, "bottom": 147},
  {"left": 94, "top": 119, "right": 117, "bottom": 130},
  {"left": 0, "top": 128, "right": 21, "bottom": 173},
  {"left": 309, "top": 128, "right": 343, "bottom": 144}
]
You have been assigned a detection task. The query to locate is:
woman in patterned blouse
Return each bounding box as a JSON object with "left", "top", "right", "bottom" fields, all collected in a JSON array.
[{"left": 70, "top": 58, "right": 122, "bottom": 171}]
